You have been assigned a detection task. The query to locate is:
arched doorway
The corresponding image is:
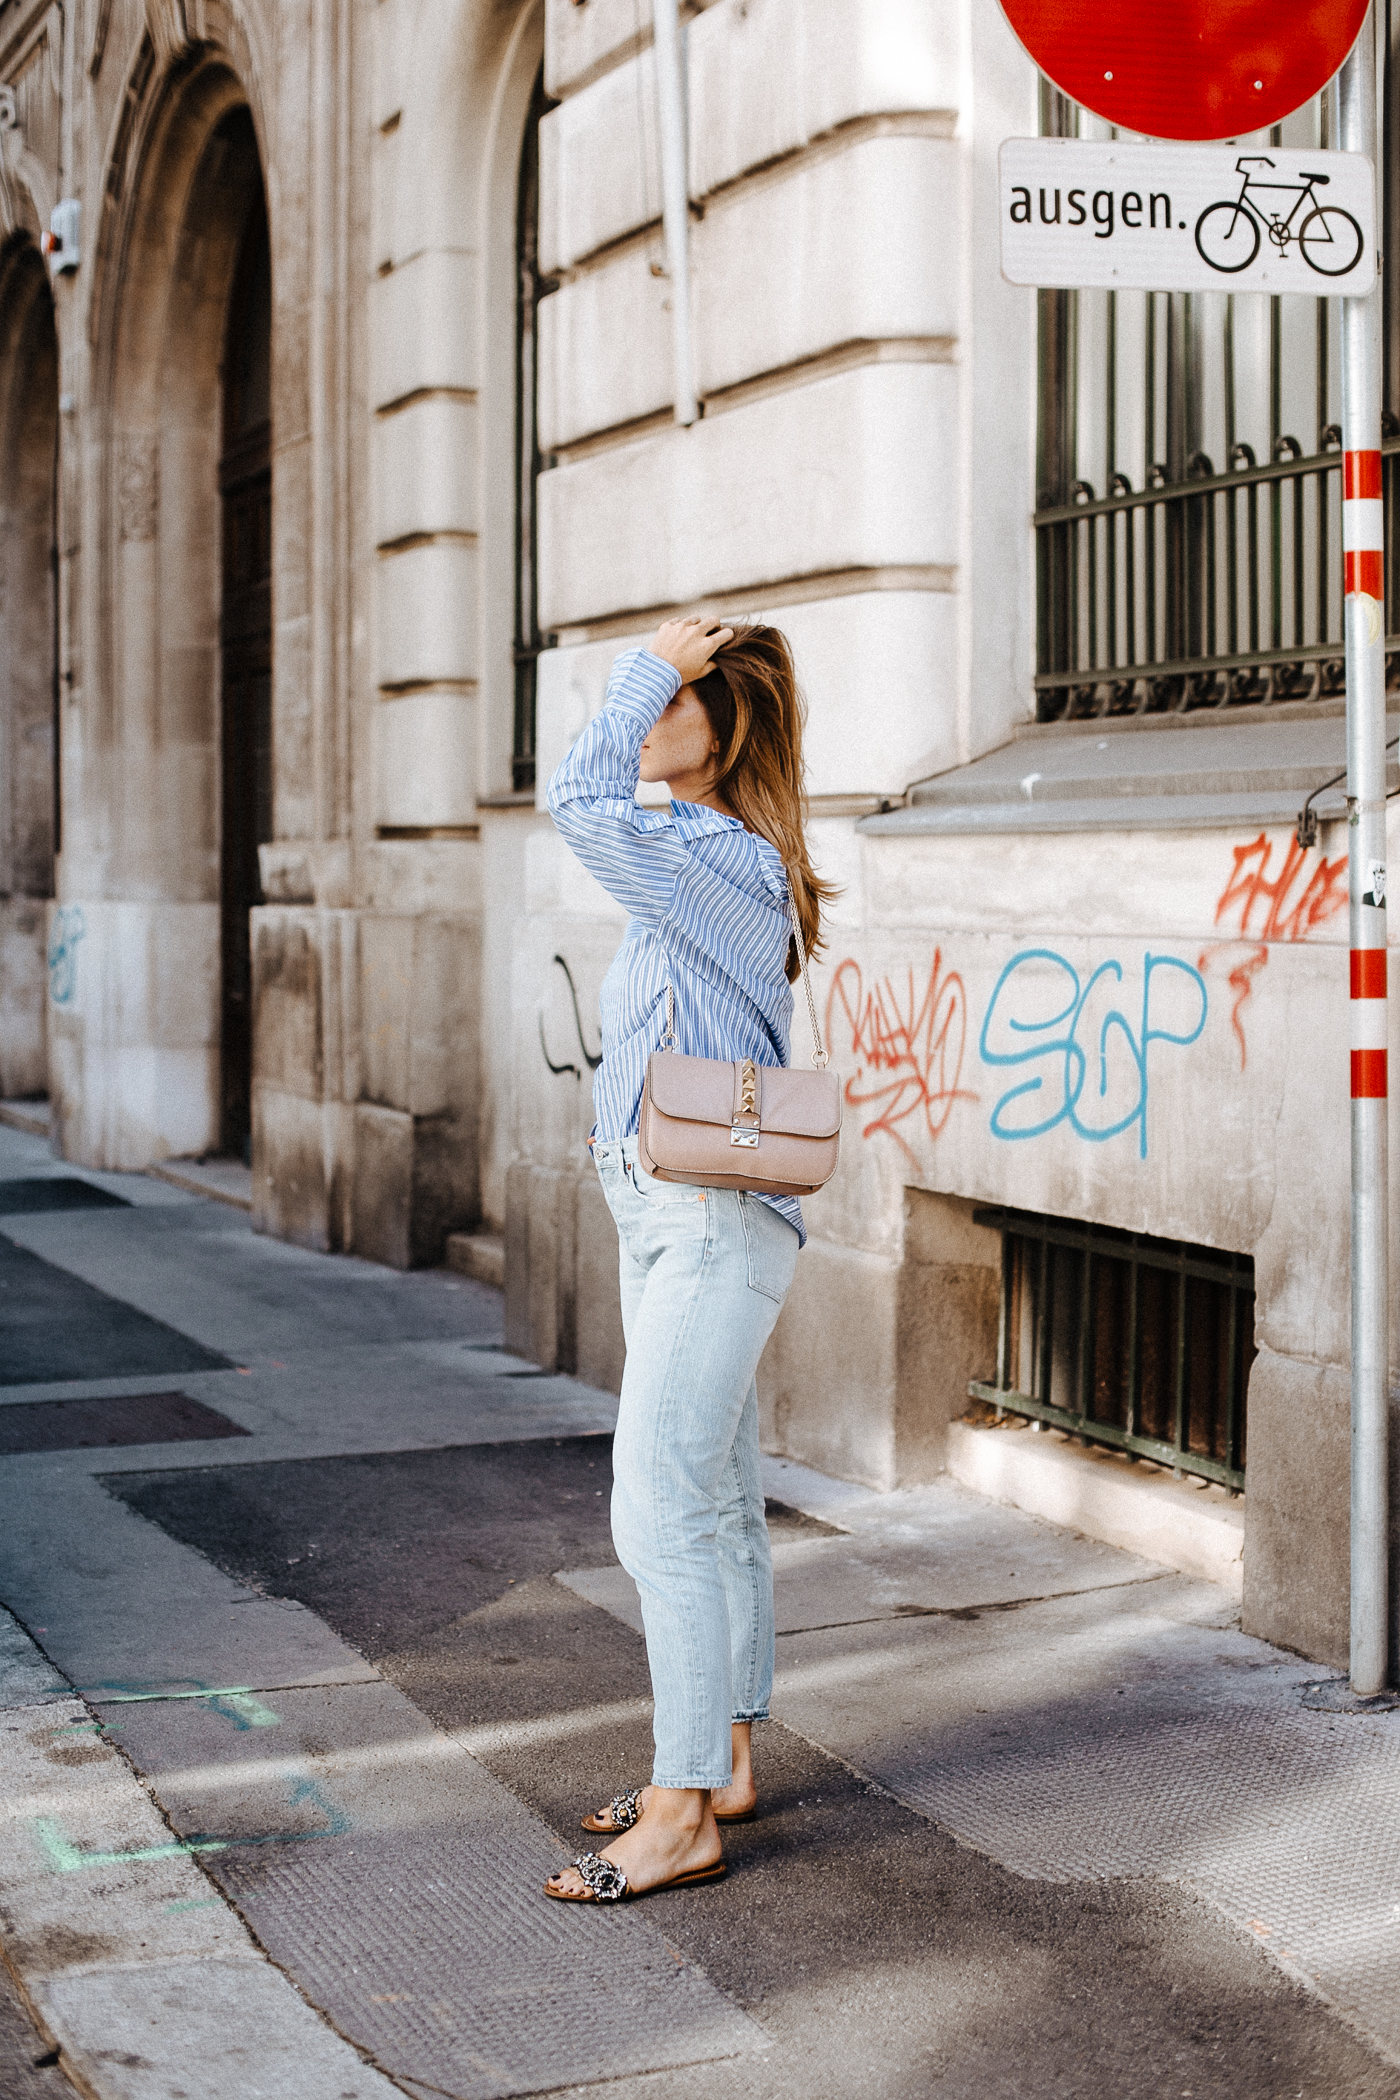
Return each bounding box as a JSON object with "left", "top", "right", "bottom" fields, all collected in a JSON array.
[
  {"left": 218, "top": 177, "right": 272, "bottom": 1158},
  {"left": 78, "top": 75, "right": 272, "bottom": 1169},
  {"left": 0, "top": 241, "right": 58, "bottom": 1100}
]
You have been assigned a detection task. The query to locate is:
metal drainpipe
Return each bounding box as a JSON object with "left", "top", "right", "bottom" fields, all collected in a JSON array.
[
  {"left": 1340, "top": 1, "right": 1391, "bottom": 1698},
  {"left": 652, "top": 0, "right": 698, "bottom": 426}
]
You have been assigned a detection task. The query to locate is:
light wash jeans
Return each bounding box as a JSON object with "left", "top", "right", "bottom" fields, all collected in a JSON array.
[{"left": 593, "top": 1137, "right": 800, "bottom": 1789}]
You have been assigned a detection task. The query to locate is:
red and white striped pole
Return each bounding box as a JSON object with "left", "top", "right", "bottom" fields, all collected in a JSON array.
[{"left": 1340, "top": 4, "right": 1390, "bottom": 1698}]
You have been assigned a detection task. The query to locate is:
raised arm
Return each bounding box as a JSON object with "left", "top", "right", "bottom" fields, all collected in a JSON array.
[
  {"left": 545, "top": 649, "right": 687, "bottom": 924},
  {"left": 547, "top": 618, "right": 733, "bottom": 925}
]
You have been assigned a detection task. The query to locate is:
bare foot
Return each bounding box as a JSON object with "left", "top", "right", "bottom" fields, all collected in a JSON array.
[
  {"left": 710, "top": 1775, "right": 757, "bottom": 1817},
  {"left": 585, "top": 1723, "right": 758, "bottom": 1831},
  {"left": 547, "top": 1786, "right": 721, "bottom": 1899},
  {"left": 714, "top": 1720, "right": 756, "bottom": 1817}
]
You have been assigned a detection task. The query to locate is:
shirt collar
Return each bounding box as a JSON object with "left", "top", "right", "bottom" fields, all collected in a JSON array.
[
  {"left": 669, "top": 801, "right": 788, "bottom": 898},
  {"left": 669, "top": 797, "right": 742, "bottom": 829}
]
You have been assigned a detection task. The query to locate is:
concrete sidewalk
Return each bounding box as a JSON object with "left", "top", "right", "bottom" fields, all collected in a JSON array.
[{"left": 0, "top": 1117, "right": 1397, "bottom": 2100}]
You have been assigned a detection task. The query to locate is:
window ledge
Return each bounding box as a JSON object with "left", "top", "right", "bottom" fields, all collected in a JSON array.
[
  {"left": 946, "top": 1418, "right": 1244, "bottom": 1598},
  {"left": 861, "top": 710, "right": 1398, "bottom": 838}
]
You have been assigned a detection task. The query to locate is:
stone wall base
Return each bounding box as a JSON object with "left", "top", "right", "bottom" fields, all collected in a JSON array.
[
  {"left": 248, "top": 902, "right": 480, "bottom": 1268},
  {"left": 504, "top": 1161, "right": 624, "bottom": 1392},
  {"left": 1243, "top": 1345, "right": 1353, "bottom": 1670},
  {"left": 0, "top": 897, "right": 47, "bottom": 1100}
]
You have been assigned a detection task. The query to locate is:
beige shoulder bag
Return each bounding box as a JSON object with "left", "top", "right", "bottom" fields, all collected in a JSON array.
[{"left": 637, "top": 874, "right": 842, "bottom": 1198}]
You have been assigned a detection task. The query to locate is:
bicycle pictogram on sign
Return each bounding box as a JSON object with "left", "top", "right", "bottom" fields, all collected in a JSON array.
[{"left": 1195, "top": 157, "right": 1364, "bottom": 277}]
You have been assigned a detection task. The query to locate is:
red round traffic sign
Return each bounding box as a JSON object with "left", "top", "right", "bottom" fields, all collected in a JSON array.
[{"left": 998, "top": 0, "right": 1369, "bottom": 141}]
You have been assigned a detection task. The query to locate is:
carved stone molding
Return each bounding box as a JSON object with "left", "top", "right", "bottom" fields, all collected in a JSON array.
[
  {"left": 117, "top": 433, "right": 159, "bottom": 543},
  {"left": 89, "top": 0, "right": 115, "bottom": 78},
  {"left": 144, "top": 0, "right": 192, "bottom": 67}
]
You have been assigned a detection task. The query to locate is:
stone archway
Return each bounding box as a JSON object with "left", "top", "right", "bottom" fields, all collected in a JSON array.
[
  {"left": 54, "top": 68, "right": 271, "bottom": 1167},
  {"left": 0, "top": 240, "right": 58, "bottom": 1101}
]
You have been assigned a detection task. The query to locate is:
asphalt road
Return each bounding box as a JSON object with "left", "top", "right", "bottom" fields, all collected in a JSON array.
[{"left": 111, "top": 1438, "right": 1400, "bottom": 2100}]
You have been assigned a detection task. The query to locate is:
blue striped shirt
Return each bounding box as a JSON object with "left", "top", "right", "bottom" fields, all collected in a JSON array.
[{"left": 547, "top": 647, "right": 805, "bottom": 1247}]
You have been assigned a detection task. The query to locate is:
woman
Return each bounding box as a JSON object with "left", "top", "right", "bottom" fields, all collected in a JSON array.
[{"left": 542, "top": 614, "right": 833, "bottom": 1904}]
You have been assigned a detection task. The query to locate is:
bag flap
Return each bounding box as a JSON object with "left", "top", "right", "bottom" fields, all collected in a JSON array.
[{"left": 646, "top": 1053, "right": 842, "bottom": 1139}]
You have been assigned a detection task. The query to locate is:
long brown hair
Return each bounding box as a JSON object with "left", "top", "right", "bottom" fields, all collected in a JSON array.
[{"left": 693, "top": 624, "right": 837, "bottom": 982}]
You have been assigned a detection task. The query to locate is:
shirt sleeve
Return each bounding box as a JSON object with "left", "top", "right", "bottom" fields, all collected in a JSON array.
[{"left": 546, "top": 649, "right": 689, "bottom": 925}]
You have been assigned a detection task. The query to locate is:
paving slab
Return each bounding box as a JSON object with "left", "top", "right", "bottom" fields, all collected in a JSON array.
[
  {"left": 0, "top": 1199, "right": 505, "bottom": 1362},
  {"left": 97, "top": 1677, "right": 763, "bottom": 2098},
  {"left": 0, "top": 1127, "right": 194, "bottom": 1208},
  {"left": 0, "top": 1472, "right": 379, "bottom": 1698},
  {"left": 0, "top": 1694, "right": 270, "bottom": 1971},
  {"left": 559, "top": 1473, "right": 1170, "bottom": 1638},
  {"left": 32, "top": 1961, "right": 394, "bottom": 2100},
  {"left": 0, "top": 1232, "right": 234, "bottom": 1387},
  {"left": 0, "top": 1178, "right": 131, "bottom": 1214},
  {"left": 0, "top": 1608, "right": 71, "bottom": 1711}
]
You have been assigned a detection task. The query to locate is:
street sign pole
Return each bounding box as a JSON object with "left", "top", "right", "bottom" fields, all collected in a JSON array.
[{"left": 1339, "top": 2, "right": 1390, "bottom": 1697}]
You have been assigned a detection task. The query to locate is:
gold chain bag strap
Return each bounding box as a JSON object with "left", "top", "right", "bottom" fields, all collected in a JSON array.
[{"left": 636, "top": 873, "right": 842, "bottom": 1197}]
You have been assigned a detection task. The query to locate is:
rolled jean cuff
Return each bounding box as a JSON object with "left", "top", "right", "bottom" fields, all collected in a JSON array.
[
  {"left": 732, "top": 1708, "right": 770, "bottom": 1723},
  {"left": 652, "top": 1770, "right": 733, "bottom": 1790}
]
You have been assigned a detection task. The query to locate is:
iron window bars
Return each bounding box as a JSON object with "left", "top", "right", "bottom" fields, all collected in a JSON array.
[
  {"left": 968, "top": 1207, "right": 1254, "bottom": 1492},
  {"left": 1035, "top": 431, "right": 1400, "bottom": 721},
  {"left": 513, "top": 68, "right": 558, "bottom": 792}
]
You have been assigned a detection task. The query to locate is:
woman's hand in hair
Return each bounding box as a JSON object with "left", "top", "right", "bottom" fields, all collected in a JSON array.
[{"left": 649, "top": 616, "right": 734, "bottom": 684}]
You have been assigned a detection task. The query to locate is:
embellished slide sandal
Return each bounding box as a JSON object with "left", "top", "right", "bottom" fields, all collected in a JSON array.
[
  {"left": 544, "top": 1851, "right": 728, "bottom": 1904},
  {"left": 581, "top": 1787, "right": 754, "bottom": 1834}
]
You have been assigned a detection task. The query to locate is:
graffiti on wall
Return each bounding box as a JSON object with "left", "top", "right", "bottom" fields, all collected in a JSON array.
[
  {"left": 825, "top": 953, "right": 977, "bottom": 1165},
  {"left": 46, "top": 908, "right": 85, "bottom": 1007},
  {"left": 1198, "top": 832, "right": 1348, "bottom": 1068},
  {"left": 979, "top": 949, "right": 1208, "bottom": 1159},
  {"left": 539, "top": 954, "right": 602, "bottom": 1080},
  {"left": 821, "top": 830, "right": 1347, "bottom": 1160},
  {"left": 1214, "top": 831, "right": 1348, "bottom": 942}
]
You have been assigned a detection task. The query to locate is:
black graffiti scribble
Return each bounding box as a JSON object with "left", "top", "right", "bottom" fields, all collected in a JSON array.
[{"left": 539, "top": 954, "right": 603, "bottom": 1079}]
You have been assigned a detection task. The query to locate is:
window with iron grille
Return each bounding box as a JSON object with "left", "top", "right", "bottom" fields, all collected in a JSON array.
[
  {"left": 968, "top": 1208, "right": 1254, "bottom": 1492},
  {"left": 1035, "top": 24, "right": 1400, "bottom": 723},
  {"left": 512, "top": 66, "right": 558, "bottom": 793}
]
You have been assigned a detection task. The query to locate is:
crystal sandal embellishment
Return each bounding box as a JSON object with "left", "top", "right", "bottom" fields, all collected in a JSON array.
[
  {"left": 571, "top": 1852, "right": 629, "bottom": 1901},
  {"left": 543, "top": 1850, "right": 727, "bottom": 1903},
  {"left": 581, "top": 1785, "right": 754, "bottom": 1833},
  {"left": 581, "top": 1788, "right": 644, "bottom": 1834}
]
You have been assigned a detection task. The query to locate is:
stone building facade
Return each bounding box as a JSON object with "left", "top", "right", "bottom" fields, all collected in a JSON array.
[{"left": 1, "top": 0, "right": 1395, "bottom": 1673}]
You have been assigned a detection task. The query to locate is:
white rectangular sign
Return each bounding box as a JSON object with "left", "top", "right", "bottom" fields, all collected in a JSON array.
[{"left": 999, "top": 139, "right": 1376, "bottom": 296}]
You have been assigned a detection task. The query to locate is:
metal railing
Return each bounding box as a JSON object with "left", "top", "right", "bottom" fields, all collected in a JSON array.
[
  {"left": 968, "top": 1208, "right": 1254, "bottom": 1491},
  {"left": 1035, "top": 430, "right": 1400, "bottom": 721}
]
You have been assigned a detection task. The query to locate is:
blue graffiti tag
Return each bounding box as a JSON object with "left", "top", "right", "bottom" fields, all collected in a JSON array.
[
  {"left": 47, "top": 906, "right": 85, "bottom": 1006},
  {"left": 979, "top": 950, "right": 1208, "bottom": 1159}
]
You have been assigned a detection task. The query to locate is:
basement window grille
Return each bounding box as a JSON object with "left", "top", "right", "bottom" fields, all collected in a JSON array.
[{"left": 968, "top": 1208, "right": 1254, "bottom": 1493}]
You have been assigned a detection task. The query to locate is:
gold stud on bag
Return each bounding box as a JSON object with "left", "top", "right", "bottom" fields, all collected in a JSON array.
[{"left": 637, "top": 875, "right": 842, "bottom": 1198}]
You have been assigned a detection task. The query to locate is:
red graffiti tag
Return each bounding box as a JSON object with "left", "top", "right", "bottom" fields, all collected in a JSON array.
[
  {"left": 826, "top": 954, "right": 977, "bottom": 1164},
  {"left": 1201, "top": 834, "right": 1348, "bottom": 1067},
  {"left": 1214, "top": 833, "right": 1348, "bottom": 942},
  {"left": 1197, "top": 942, "right": 1269, "bottom": 1071}
]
